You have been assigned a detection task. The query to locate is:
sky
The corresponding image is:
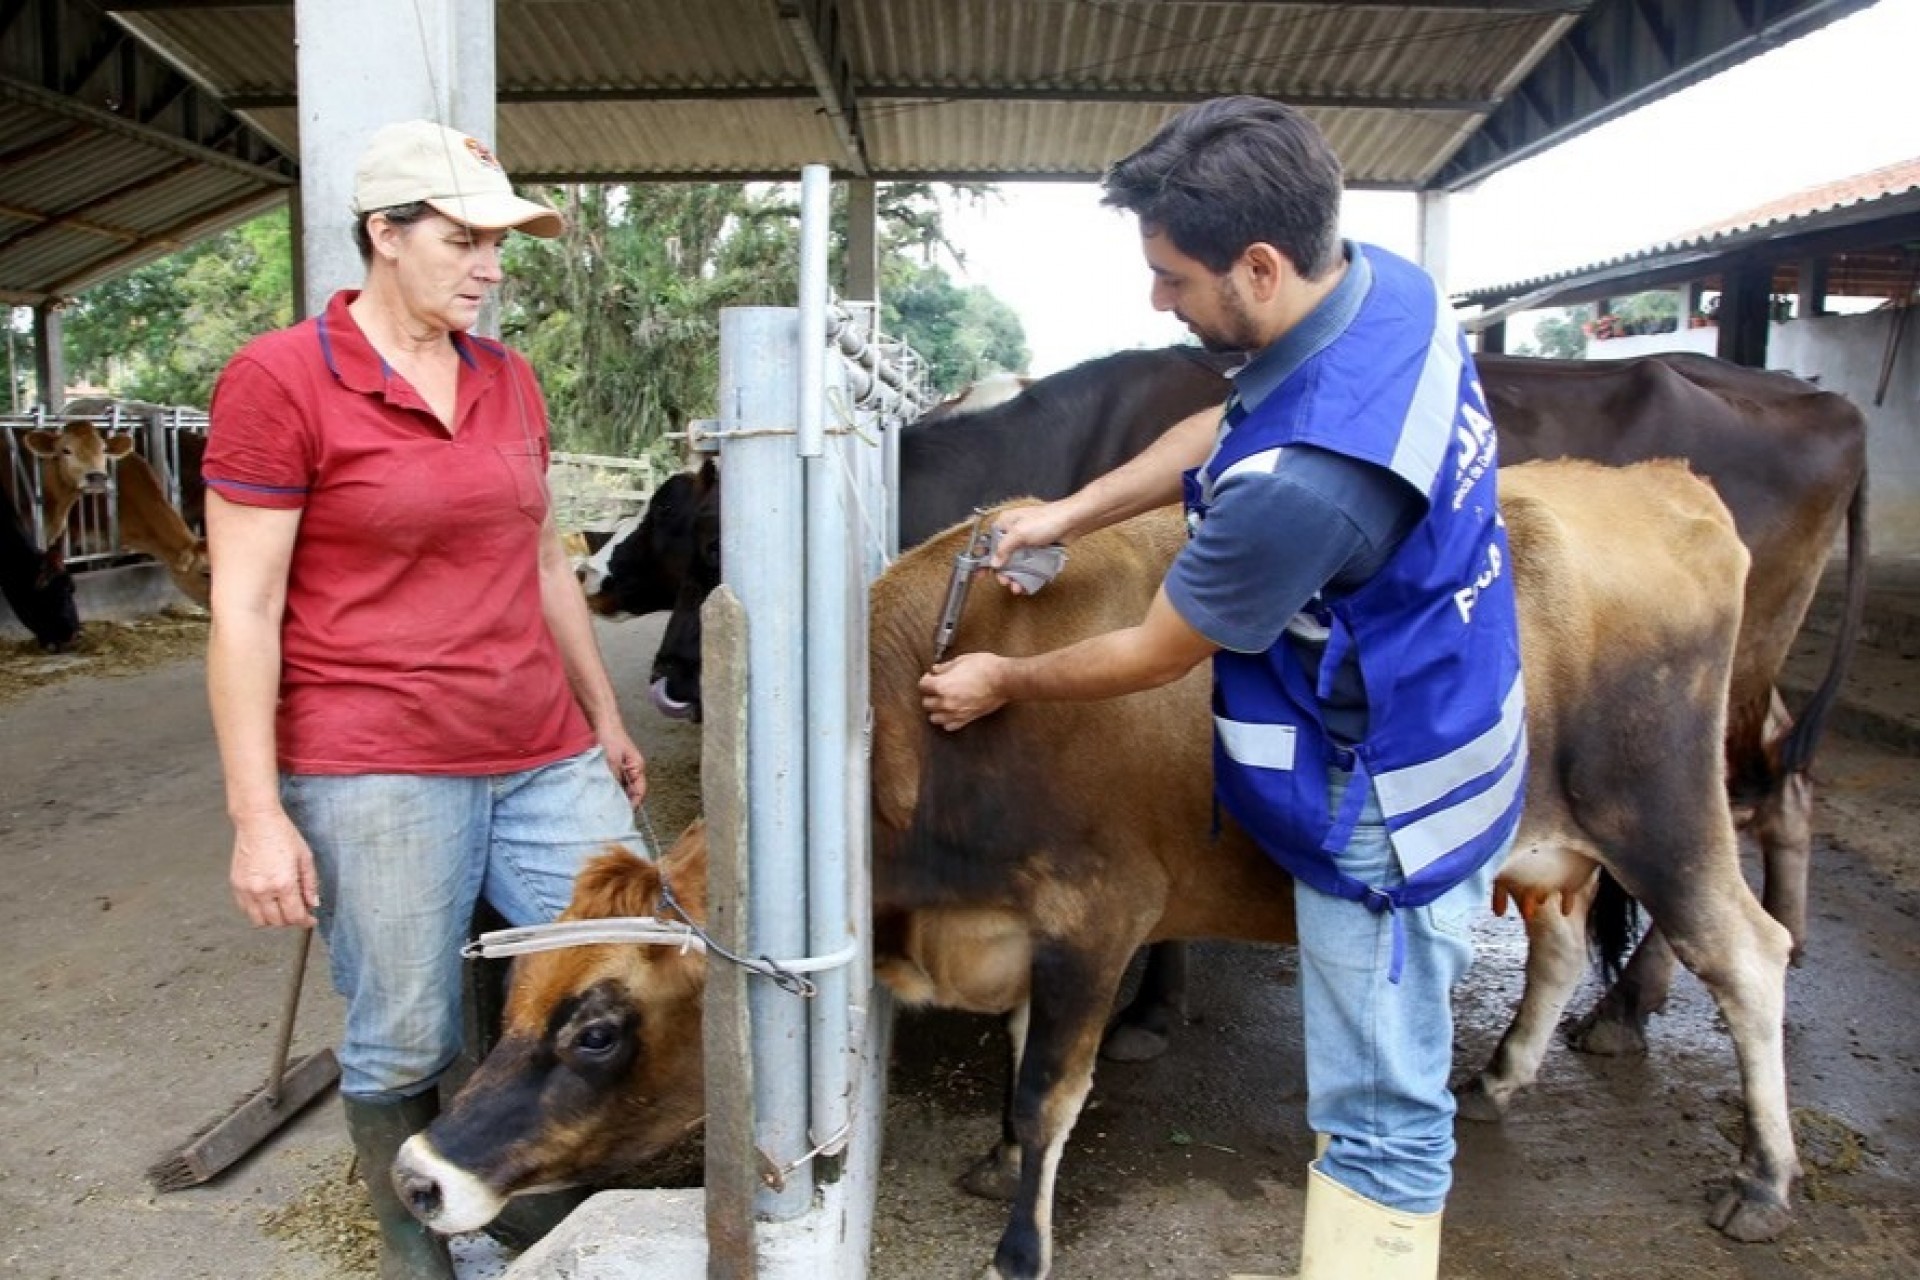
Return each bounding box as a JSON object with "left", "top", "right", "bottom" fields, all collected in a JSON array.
[{"left": 940, "top": 0, "right": 1920, "bottom": 377}]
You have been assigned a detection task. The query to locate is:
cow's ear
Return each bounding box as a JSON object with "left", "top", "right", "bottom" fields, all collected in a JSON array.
[
  {"left": 106, "top": 435, "right": 137, "bottom": 459},
  {"left": 22, "top": 430, "right": 56, "bottom": 457},
  {"left": 565, "top": 847, "right": 662, "bottom": 921}
]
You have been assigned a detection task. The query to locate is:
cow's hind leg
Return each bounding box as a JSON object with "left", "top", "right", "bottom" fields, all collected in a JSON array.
[
  {"left": 1566, "top": 918, "right": 1676, "bottom": 1058},
  {"left": 985, "top": 936, "right": 1135, "bottom": 1280},
  {"left": 1456, "top": 869, "right": 1597, "bottom": 1121},
  {"left": 1643, "top": 872, "right": 1799, "bottom": 1241},
  {"left": 1748, "top": 761, "right": 1814, "bottom": 966},
  {"left": 1101, "top": 940, "right": 1187, "bottom": 1063}
]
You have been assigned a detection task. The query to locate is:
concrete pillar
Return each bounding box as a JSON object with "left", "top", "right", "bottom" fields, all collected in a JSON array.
[
  {"left": 1796, "top": 257, "right": 1829, "bottom": 320},
  {"left": 293, "top": 0, "right": 496, "bottom": 320},
  {"left": 1478, "top": 320, "right": 1506, "bottom": 355},
  {"left": 845, "top": 179, "right": 879, "bottom": 304},
  {"left": 32, "top": 304, "right": 63, "bottom": 412},
  {"left": 1716, "top": 259, "right": 1772, "bottom": 368},
  {"left": 1415, "top": 189, "right": 1451, "bottom": 297}
]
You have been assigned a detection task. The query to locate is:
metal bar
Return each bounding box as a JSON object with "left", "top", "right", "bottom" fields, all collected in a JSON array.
[{"left": 718, "top": 306, "right": 813, "bottom": 1222}]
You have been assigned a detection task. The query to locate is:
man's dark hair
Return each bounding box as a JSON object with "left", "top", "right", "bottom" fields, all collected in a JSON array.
[
  {"left": 351, "top": 201, "right": 433, "bottom": 264},
  {"left": 1102, "top": 96, "right": 1344, "bottom": 279}
]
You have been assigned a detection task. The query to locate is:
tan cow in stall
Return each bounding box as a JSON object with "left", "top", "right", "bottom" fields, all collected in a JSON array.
[
  {"left": 21, "top": 418, "right": 210, "bottom": 605},
  {"left": 113, "top": 451, "right": 211, "bottom": 606},
  {"left": 395, "top": 462, "right": 1797, "bottom": 1279},
  {"left": 22, "top": 419, "right": 135, "bottom": 547}
]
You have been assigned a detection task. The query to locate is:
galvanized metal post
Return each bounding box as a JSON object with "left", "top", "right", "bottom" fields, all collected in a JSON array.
[
  {"left": 797, "top": 167, "right": 856, "bottom": 1182},
  {"left": 716, "top": 307, "right": 813, "bottom": 1222}
]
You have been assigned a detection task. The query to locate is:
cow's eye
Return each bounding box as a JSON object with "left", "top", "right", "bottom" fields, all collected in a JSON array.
[{"left": 575, "top": 1022, "right": 620, "bottom": 1058}]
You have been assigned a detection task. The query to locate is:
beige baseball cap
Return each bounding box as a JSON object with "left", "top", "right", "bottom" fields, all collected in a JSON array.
[{"left": 351, "top": 120, "right": 564, "bottom": 238}]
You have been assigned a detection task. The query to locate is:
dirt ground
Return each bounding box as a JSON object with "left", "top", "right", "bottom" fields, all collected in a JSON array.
[{"left": 1, "top": 610, "right": 1915, "bottom": 1279}]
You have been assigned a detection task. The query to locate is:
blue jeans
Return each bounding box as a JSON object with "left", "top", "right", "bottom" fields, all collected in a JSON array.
[
  {"left": 285, "top": 747, "right": 641, "bottom": 1100},
  {"left": 1296, "top": 771, "right": 1504, "bottom": 1213}
]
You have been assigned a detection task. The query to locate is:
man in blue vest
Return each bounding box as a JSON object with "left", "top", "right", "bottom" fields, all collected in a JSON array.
[{"left": 919, "top": 96, "right": 1526, "bottom": 1279}]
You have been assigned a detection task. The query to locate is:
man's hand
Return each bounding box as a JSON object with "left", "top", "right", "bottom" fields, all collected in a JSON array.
[
  {"left": 988, "top": 504, "right": 1074, "bottom": 594},
  {"left": 920, "top": 653, "right": 1009, "bottom": 731},
  {"left": 599, "top": 724, "right": 649, "bottom": 805}
]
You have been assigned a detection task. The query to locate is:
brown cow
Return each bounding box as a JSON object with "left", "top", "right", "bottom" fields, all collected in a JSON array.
[
  {"left": 22, "top": 420, "right": 135, "bottom": 547},
  {"left": 394, "top": 461, "right": 1795, "bottom": 1276},
  {"left": 113, "top": 452, "right": 211, "bottom": 606}
]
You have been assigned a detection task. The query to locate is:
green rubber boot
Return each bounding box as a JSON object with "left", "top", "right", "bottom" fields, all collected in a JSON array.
[{"left": 342, "top": 1093, "right": 456, "bottom": 1280}]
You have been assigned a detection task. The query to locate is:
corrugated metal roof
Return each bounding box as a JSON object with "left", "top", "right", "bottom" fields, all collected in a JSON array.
[
  {"left": 1455, "top": 155, "right": 1920, "bottom": 311},
  {"left": 1671, "top": 157, "right": 1920, "bottom": 244},
  {"left": 0, "top": 0, "right": 1878, "bottom": 306}
]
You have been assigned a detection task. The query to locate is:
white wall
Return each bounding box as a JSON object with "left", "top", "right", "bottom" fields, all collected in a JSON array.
[
  {"left": 1585, "top": 326, "right": 1719, "bottom": 359},
  {"left": 1772, "top": 309, "right": 1920, "bottom": 559}
]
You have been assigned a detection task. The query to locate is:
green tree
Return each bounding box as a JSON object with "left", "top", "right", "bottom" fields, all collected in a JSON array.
[
  {"left": 1521, "top": 304, "right": 1593, "bottom": 359},
  {"left": 61, "top": 208, "right": 293, "bottom": 405}
]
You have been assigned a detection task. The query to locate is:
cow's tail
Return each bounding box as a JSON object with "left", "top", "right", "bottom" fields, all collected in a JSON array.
[
  {"left": 1779, "top": 469, "right": 1870, "bottom": 777},
  {"left": 1588, "top": 871, "right": 1639, "bottom": 984}
]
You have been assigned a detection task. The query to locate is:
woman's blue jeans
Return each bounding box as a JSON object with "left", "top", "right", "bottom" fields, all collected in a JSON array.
[
  {"left": 1297, "top": 772, "right": 1506, "bottom": 1213},
  {"left": 284, "top": 746, "right": 641, "bottom": 1100}
]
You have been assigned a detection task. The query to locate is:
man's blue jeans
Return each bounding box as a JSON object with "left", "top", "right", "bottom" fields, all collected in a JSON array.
[
  {"left": 285, "top": 746, "right": 641, "bottom": 1100},
  {"left": 1297, "top": 771, "right": 1505, "bottom": 1213}
]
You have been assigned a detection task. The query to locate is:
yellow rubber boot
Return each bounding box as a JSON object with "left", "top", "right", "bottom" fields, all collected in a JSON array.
[{"left": 1295, "top": 1162, "right": 1442, "bottom": 1280}]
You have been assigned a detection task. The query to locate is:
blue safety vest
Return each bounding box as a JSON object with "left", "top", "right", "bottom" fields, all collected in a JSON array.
[{"left": 1183, "top": 246, "right": 1526, "bottom": 945}]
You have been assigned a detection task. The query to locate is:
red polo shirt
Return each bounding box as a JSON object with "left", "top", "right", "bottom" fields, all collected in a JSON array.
[{"left": 205, "top": 290, "right": 594, "bottom": 775}]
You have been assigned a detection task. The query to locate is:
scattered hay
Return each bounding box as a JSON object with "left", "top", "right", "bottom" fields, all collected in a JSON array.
[
  {"left": 259, "top": 1153, "right": 378, "bottom": 1277},
  {"left": 1714, "top": 1098, "right": 1871, "bottom": 1203},
  {"left": 0, "top": 607, "right": 207, "bottom": 706}
]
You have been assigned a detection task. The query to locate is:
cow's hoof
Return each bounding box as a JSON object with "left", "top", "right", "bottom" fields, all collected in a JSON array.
[
  {"left": 1452, "top": 1076, "right": 1507, "bottom": 1124},
  {"left": 1565, "top": 1008, "right": 1649, "bottom": 1057},
  {"left": 957, "top": 1147, "right": 1020, "bottom": 1201},
  {"left": 1707, "top": 1181, "right": 1794, "bottom": 1242},
  {"left": 1100, "top": 1020, "right": 1170, "bottom": 1063}
]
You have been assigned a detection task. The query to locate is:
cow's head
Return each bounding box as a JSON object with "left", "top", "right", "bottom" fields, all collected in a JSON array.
[
  {"left": 164, "top": 538, "right": 213, "bottom": 607},
  {"left": 392, "top": 832, "right": 712, "bottom": 1234},
  {"left": 23, "top": 421, "right": 136, "bottom": 498},
  {"left": 586, "top": 461, "right": 718, "bottom": 621}
]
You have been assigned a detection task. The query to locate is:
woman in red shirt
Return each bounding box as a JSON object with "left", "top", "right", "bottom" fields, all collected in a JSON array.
[{"left": 204, "top": 120, "right": 645, "bottom": 1278}]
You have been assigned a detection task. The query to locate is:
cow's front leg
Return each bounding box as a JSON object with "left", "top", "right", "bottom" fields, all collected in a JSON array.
[
  {"left": 1456, "top": 871, "right": 1596, "bottom": 1122},
  {"left": 986, "top": 936, "right": 1132, "bottom": 1280},
  {"left": 1101, "top": 940, "right": 1187, "bottom": 1063}
]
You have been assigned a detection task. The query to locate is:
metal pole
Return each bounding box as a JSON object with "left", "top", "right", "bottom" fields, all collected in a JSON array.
[
  {"left": 797, "top": 166, "right": 855, "bottom": 1185},
  {"left": 717, "top": 307, "right": 813, "bottom": 1222}
]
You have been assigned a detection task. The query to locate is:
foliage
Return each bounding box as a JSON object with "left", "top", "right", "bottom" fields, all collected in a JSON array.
[
  {"left": 1518, "top": 291, "right": 1684, "bottom": 358},
  {"left": 60, "top": 210, "right": 294, "bottom": 405},
  {"left": 46, "top": 182, "right": 1026, "bottom": 459},
  {"left": 501, "top": 180, "right": 1028, "bottom": 457},
  {"left": 1519, "top": 304, "right": 1591, "bottom": 359}
]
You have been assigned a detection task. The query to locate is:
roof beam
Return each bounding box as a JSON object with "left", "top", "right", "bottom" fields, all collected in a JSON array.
[
  {"left": 1433, "top": 0, "right": 1877, "bottom": 190},
  {"left": 1024, "top": 1, "right": 1587, "bottom": 9},
  {"left": 43, "top": 186, "right": 286, "bottom": 299},
  {"left": 99, "top": 1, "right": 291, "bottom": 10},
  {"left": 0, "top": 70, "right": 294, "bottom": 185},
  {"left": 776, "top": 0, "right": 869, "bottom": 175},
  {"left": 228, "top": 83, "right": 1495, "bottom": 113},
  {"left": 0, "top": 156, "right": 196, "bottom": 256}
]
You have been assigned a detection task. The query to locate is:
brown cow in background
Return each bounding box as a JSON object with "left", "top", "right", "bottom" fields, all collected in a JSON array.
[
  {"left": 21, "top": 420, "right": 135, "bottom": 548},
  {"left": 20, "top": 418, "right": 209, "bottom": 606},
  {"left": 114, "top": 451, "right": 211, "bottom": 606},
  {"left": 396, "top": 463, "right": 1797, "bottom": 1279}
]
